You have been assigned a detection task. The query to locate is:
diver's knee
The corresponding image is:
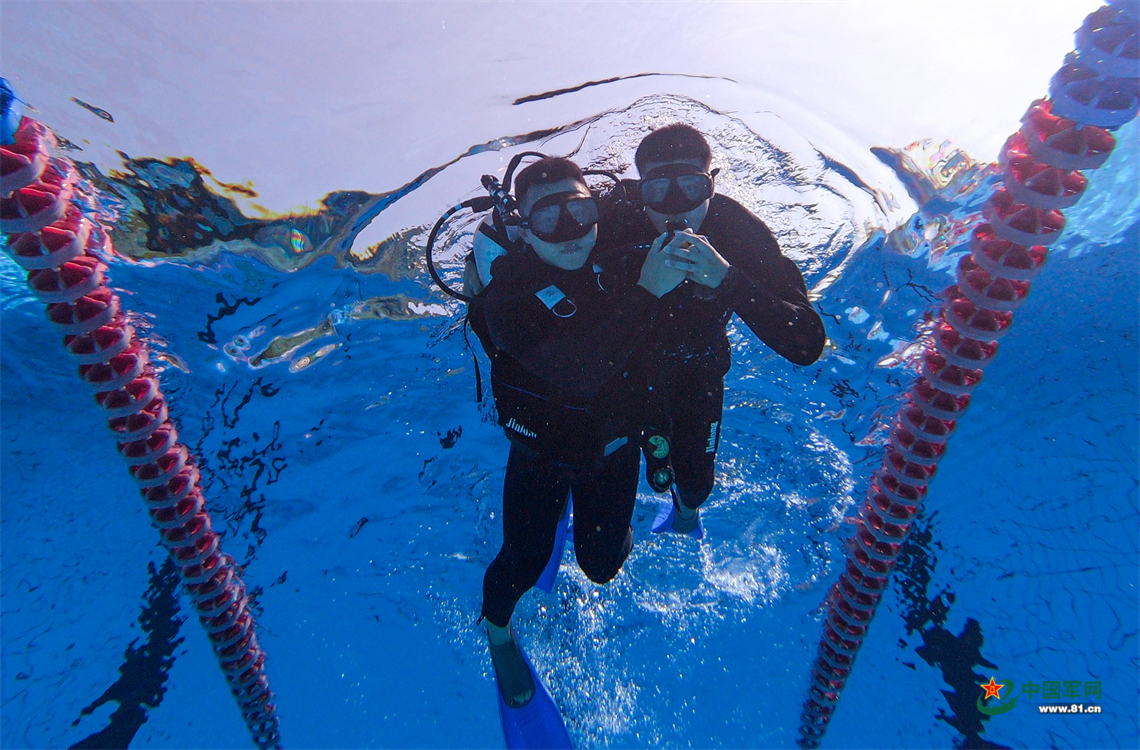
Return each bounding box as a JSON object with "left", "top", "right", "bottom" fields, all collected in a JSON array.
[
  {"left": 577, "top": 528, "right": 632, "bottom": 584},
  {"left": 580, "top": 559, "right": 622, "bottom": 585}
]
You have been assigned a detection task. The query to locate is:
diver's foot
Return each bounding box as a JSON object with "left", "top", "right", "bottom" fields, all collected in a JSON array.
[
  {"left": 487, "top": 623, "right": 535, "bottom": 709},
  {"left": 671, "top": 502, "right": 701, "bottom": 535},
  {"left": 651, "top": 490, "right": 704, "bottom": 539}
]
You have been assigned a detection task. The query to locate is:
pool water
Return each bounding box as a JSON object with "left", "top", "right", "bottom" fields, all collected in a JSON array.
[{"left": 1, "top": 3, "right": 1137, "bottom": 749}]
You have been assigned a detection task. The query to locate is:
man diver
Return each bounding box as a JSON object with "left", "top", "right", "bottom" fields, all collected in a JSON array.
[
  {"left": 466, "top": 157, "right": 685, "bottom": 709},
  {"left": 597, "top": 123, "right": 826, "bottom": 537}
]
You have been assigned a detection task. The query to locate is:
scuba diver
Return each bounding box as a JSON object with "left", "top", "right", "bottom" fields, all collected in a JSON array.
[
  {"left": 437, "top": 156, "right": 684, "bottom": 736},
  {"left": 595, "top": 123, "right": 827, "bottom": 538}
]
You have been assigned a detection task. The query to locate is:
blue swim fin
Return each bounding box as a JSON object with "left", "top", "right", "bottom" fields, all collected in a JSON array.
[
  {"left": 496, "top": 639, "right": 572, "bottom": 749},
  {"left": 651, "top": 494, "right": 704, "bottom": 540},
  {"left": 534, "top": 499, "right": 572, "bottom": 593}
]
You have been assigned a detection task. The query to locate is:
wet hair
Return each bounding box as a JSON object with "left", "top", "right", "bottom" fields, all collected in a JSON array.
[
  {"left": 513, "top": 157, "right": 588, "bottom": 213},
  {"left": 634, "top": 123, "right": 713, "bottom": 174}
]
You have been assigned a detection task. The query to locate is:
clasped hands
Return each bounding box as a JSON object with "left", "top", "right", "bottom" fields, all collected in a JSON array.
[{"left": 638, "top": 229, "right": 730, "bottom": 298}]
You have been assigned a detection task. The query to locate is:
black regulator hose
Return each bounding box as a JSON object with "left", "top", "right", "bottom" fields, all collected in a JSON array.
[
  {"left": 425, "top": 196, "right": 495, "bottom": 303},
  {"left": 426, "top": 155, "right": 615, "bottom": 303},
  {"left": 503, "top": 151, "right": 549, "bottom": 192}
]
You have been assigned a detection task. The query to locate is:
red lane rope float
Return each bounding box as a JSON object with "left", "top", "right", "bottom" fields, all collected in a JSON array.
[
  {"left": 797, "top": 3, "right": 1137, "bottom": 746},
  {"left": 0, "top": 118, "right": 49, "bottom": 197},
  {"left": 0, "top": 119, "right": 281, "bottom": 750},
  {"left": 0, "top": 156, "right": 73, "bottom": 233},
  {"left": 1019, "top": 99, "right": 1116, "bottom": 171}
]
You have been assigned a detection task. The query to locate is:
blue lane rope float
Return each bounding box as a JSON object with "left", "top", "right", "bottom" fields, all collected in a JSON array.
[
  {"left": 0, "top": 80, "right": 282, "bottom": 750},
  {"left": 796, "top": 3, "right": 1138, "bottom": 746}
]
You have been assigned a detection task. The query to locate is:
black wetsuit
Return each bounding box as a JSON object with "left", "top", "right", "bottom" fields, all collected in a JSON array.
[
  {"left": 597, "top": 186, "right": 825, "bottom": 509},
  {"left": 469, "top": 239, "right": 660, "bottom": 628}
]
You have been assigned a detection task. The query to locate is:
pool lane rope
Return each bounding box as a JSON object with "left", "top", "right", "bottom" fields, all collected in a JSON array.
[
  {"left": 797, "top": 3, "right": 1138, "bottom": 747},
  {"left": 0, "top": 109, "right": 282, "bottom": 748}
]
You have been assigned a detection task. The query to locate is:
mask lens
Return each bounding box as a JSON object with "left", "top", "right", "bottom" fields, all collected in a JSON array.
[
  {"left": 565, "top": 197, "right": 598, "bottom": 227},
  {"left": 527, "top": 203, "right": 563, "bottom": 236},
  {"left": 523, "top": 193, "right": 598, "bottom": 243},
  {"left": 640, "top": 177, "right": 671, "bottom": 206},
  {"left": 676, "top": 174, "right": 712, "bottom": 202},
  {"left": 640, "top": 166, "right": 713, "bottom": 213}
]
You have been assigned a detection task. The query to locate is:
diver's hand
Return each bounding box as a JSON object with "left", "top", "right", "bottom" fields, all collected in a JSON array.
[
  {"left": 664, "top": 230, "right": 730, "bottom": 289},
  {"left": 637, "top": 231, "right": 687, "bottom": 298}
]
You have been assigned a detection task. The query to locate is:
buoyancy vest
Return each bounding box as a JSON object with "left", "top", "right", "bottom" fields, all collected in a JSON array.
[{"left": 466, "top": 227, "right": 653, "bottom": 469}]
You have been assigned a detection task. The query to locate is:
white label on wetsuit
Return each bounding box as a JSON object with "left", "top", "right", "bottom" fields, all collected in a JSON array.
[
  {"left": 603, "top": 436, "right": 628, "bottom": 456},
  {"left": 506, "top": 418, "right": 537, "bottom": 439},
  {"left": 535, "top": 285, "right": 566, "bottom": 310},
  {"left": 707, "top": 421, "right": 719, "bottom": 453}
]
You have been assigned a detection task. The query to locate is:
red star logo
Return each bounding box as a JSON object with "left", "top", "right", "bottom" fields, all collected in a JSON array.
[{"left": 981, "top": 677, "right": 1004, "bottom": 700}]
